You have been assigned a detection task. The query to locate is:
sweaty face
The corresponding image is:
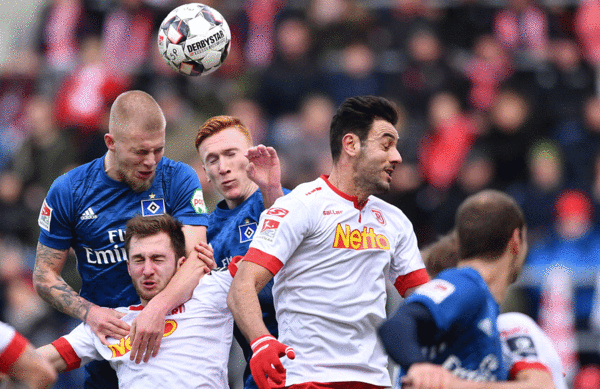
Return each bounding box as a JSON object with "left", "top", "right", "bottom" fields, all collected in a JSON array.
[
  {"left": 198, "top": 128, "right": 256, "bottom": 208},
  {"left": 127, "top": 232, "right": 179, "bottom": 305},
  {"left": 114, "top": 127, "right": 165, "bottom": 192},
  {"left": 354, "top": 119, "right": 402, "bottom": 195}
]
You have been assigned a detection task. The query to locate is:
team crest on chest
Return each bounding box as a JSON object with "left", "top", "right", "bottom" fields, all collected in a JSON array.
[
  {"left": 238, "top": 219, "right": 257, "bottom": 243},
  {"left": 371, "top": 208, "right": 386, "bottom": 225},
  {"left": 141, "top": 194, "right": 165, "bottom": 216}
]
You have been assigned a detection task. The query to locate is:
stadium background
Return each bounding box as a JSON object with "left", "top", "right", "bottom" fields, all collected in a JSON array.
[{"left": 0, "top": 0, "right": 599, "bottom": 387}]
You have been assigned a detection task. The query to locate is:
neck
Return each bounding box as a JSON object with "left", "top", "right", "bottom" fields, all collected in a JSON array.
[
  {"left": 224, "top": 183, "right": 259, "bottom": 209},
  {"left": 457, "top": 255, "right": 512, "bottom": 304},
  {"left": 104, "top": 152, "right": 119, "bottom": 180},
  {"left": 328, "top": 165, "right": 370, "bottom": 204}
]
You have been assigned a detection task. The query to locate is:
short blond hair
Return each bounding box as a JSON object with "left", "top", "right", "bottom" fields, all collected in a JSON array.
[{"left": 109, "top": 91, "right": 166, "bottom": 137}]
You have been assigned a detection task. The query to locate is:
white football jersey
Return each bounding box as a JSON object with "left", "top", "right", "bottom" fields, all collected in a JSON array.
[
  {"left": 245, "top": 175, "right": 429, "bottom": 386},
  {"left": 0, "top": 321, "right": 28, "bottom": 374},
  {"left": 51, "top": 269, "right": 234, "bottom": 389},
  {"left": 498, "top": 312, "right": 568, "bottom": 389}
]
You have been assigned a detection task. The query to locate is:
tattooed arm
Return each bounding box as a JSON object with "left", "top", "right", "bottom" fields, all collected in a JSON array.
[{"left": 33, "top": 243, "right": 129, "bottom": 345}]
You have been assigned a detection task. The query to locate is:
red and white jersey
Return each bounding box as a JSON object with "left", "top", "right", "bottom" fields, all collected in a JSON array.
[
  {"left": 0, "top": 321, "right": 29, "bottom": 374},
  {"left": 51, "top": 269, "right": 234, "bottom": 389},
  {"left": 498, "top": 312, "right": 568, "bottom": 389},
  {"left": 245, "top": 175, "right": 429, "bottom": 386}
]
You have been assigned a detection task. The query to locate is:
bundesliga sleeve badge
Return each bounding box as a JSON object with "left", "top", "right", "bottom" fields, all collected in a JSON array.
[{"left": 38, "top": 199, "right": 53, "bottom": 232}]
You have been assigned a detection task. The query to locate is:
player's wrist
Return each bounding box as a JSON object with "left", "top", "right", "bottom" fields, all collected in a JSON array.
[{"left": 250, "top": 334, "right": 276, "bottom": 351}]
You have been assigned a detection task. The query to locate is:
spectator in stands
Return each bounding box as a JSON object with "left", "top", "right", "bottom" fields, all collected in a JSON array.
[
  {"left": 527, "top": 189, "right": 600, "bottom": 328},
  {"left": 508, "top": 140, "right": 566, "bottom": 244}
]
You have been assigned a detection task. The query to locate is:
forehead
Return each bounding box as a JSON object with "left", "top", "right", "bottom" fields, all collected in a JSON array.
[
  {"left": 368, "top": 119, "right": 399, "bottom": 141},
  {"left": 129, "top": 232, "right": 173, "bottom": 257},
  {"left": 199, "top": 128, "right": 251, "bottom": 155},
  {"left": 120, "top": 126, "right": 165, "bottom": 148}
]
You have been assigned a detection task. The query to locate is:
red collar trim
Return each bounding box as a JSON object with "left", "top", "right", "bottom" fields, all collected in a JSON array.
[
  {"left": 320, "top": 175, "right": 369, "bottom": 210},
  {"left": 129, "top": 305, "right": 144, "bottom": 311}
]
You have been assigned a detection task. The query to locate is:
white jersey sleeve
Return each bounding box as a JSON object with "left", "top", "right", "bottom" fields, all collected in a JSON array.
[
  {"left": 245, "top": 194, "right": 312, "bottom": 274},
  {"left": 498, "top": 312, "right": 568, "bottom": 389},
  {"left": 0, "top": 321, "right": 29, "bottom": 374},
  {"left": 51, "top": 322, "right": 103, "bottom": 371},
  {"left": 382, "top": 201, "right": 427, "bottom": 295}
]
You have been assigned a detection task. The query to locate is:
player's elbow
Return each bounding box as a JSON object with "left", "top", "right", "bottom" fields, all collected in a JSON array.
[
  {"left": 20, "top": 361, "right": 57, "bottom": 389},
  {"left": 35, "top": 365, "right": 58, "bottom": 389}
]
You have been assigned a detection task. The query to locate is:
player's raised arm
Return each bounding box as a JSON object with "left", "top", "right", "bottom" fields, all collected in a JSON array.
[{"left": 33, "top": 243, "right": 129, "bottom": 345}]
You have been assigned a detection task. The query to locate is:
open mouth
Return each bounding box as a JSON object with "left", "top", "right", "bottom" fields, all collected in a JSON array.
[
  {"left": 384, "top": 168, "right": 394, "bottom": 180},
  {"left": 138, "top": 171, "right": 153, "bottom": 180}
]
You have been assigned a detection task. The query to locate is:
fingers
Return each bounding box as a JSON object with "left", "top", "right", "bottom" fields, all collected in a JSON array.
[
  {"left": 193, "top": 243, "right": 216, "bottom": 269},
  {"left": 284, "top": 346, "right": 295, "bottom": 359},
  {"left": 245, "top": 145, "right": 275, "bottom": 161}
]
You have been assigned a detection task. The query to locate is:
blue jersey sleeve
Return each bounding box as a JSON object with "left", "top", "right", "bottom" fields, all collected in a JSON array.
[
  {"left": 166, "top": 162, "right": 209, "bottom": 227},
  {"left": 38, "top": 173, "right": 75, "bottom": 250},
  {"left": 405, "top": 272, "right": 485, "bottom": 335}
]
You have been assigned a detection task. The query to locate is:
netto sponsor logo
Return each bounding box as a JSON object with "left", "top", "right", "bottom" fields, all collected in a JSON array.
[
  {"left": 109, "top": 320, "right": 177, "bottom": 358},
  {"left": 332, "top": 224, "right": 390, "bottom": 250},
  {"left": 187, "top": 30, "right": 225, "bottom": 53}
]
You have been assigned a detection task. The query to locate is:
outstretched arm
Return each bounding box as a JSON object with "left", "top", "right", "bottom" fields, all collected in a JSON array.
[
  {"left": 246, "top": 145, "right": 284, "bottom": 209},
  {"left": 6, "top": 343, "right": 57, "bottom": 389},
  {"left": 33, "top": 243, "right": 129, "bottom": 345},
  {"left": 227, "top": 260, "right": 274, "bottom": 341},
  {"left": 402, "top": 364, "right": 556, "bottom": 389}
]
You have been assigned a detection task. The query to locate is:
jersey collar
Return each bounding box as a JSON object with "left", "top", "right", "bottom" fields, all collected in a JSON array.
[{"left": 320, "top": 175, "right": 369, "bottom": 210}]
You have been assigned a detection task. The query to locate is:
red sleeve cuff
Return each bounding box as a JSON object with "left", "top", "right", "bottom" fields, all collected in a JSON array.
[
  {"left": 244, "top": 248, "right": 284, "bottom": 275},
  {"left": 394, "top": 268, "right": 430, "bottom": 297},
  {"left": 0, "top": 332, "right": 29, "bottom": 373},
  {"left": 51, "top": 337, "right": 82, "bottom": 372},
  {"left": 509, "top": 361, "right": 550, "bottom": 380}
]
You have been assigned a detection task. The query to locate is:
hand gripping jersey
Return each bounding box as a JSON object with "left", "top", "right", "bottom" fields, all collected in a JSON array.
[
  {"left": 38, "top": 155, "right": 209, "bottom": 308},
  {"left": 244, "top": 175, "right": 429, "bottom": 386},
  {"left": 404, "top": 267, "right": 507, "bottom": 382},
  {"left": 498, "top": 312, "right": 568, "bottom": 389},
  {"left": 0, "top": 321, "right": 29, "bottom": 374},
  {"left": 51, "top": 269, "right": 234, "bottom": 389}
]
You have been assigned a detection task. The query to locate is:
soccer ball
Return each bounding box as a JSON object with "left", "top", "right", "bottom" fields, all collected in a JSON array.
[{"left": 157, "top": 3, "right": 231, "bottom": 76}]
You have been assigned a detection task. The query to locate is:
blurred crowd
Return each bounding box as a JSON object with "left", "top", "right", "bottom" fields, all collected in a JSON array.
[{"left": 3, "top": 0, "right": 600, "bottom": 386}]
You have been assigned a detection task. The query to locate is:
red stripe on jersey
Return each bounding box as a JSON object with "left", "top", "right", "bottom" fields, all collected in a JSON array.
[
  {"left": 394, "top": 268, "right": 430, "bottom": 297},
  {"left": 0, "top": 332, "right": 29, "bottom": 373},
  {"left": 287, "top": 382, "right": 386, "bottom": 389},
  {"left": 509, "top": 361, "right": 550, "bottom": 380},
  {"left": 244, "top": 248, "right": 284, "bottom": 275},
  {"left": 51, "top": 337, "right": 82, "bottom": 371},
  {"left": 229, "top": 255, "right": 244, "bottom": 277}
]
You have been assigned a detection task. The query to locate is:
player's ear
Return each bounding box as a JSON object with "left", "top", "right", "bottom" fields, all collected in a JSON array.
[
  {"left": 176, "top": 256, "right": 186, "bottom": 269},
  {"left": 342, "top": 133, "right": 360, "bottom": 157},
  {"left": 105, "top": 133, "right": 116, "bottom": 151}
]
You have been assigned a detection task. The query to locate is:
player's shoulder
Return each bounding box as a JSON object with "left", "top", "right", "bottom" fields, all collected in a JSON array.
[
  {"left": 277, "top": 178, "right": 324, "bottom": 206},
  {"left": 49, "top": 157, "right": 103, "bottom": 193},
  {"left": 157, "top": 157, "right": 193, "bottom": 173},
  {"left": 498, "top": 312, "right": 539, "bottom": 334},
  {"left": 369, "top": 196, "right": 412, "bottom": 225},
  {"left": 432, "top": 268, "right": 488, "bottom": 297}
]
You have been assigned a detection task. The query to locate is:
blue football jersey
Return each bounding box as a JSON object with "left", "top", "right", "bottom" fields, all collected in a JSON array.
[
  {"left": 404, "top": 267, "right": 507, "bottom": 382},
  {"left": 38, "top": 155, "right": 209, "bottom": 308}
]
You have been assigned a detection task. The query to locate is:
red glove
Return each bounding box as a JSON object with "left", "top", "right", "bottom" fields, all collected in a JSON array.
[{"left": 250, "top": 335, "right": 295, "bottom": 389}]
